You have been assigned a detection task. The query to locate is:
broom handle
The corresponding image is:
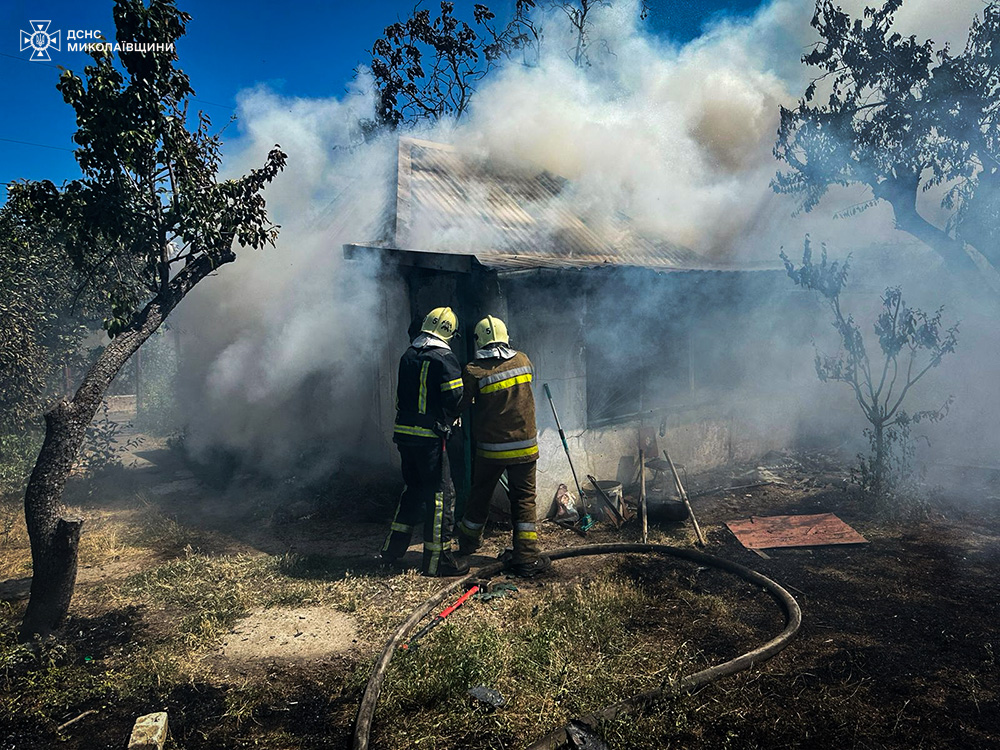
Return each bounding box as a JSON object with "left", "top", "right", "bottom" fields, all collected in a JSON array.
[
  {"left": 543, "top": 383, "right": 586, "bottom": 504},
  {"left": 639, "top": 449, "right": 648, "bottom": 544}
]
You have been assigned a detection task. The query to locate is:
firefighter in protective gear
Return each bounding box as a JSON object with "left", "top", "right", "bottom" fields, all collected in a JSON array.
[
  {"left": 382, "top": 307, "right": 469, "bottom": 577},
  {"left": 456, "top": 315, "right": 551, "bottom": 577}
]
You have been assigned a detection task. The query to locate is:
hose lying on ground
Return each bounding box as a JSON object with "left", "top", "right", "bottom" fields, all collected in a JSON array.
[{"left": 353, "top": 543, "right": 802, "bottom": 750}]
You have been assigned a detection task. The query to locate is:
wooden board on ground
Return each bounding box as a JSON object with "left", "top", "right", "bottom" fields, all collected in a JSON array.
[{"left": 726, "top": 512, "right": 868, "bottom": 550}]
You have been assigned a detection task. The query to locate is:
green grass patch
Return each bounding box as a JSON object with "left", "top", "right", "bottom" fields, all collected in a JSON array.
[
  {"left": 373, "top": 570, "right": 698, "bottom": 749},
  {"left": 113, "top": 553, "right": 327, "bottom": 644}
]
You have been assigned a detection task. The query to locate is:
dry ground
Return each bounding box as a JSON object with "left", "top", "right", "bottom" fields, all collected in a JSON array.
[{"left": 0, "top": 442, "right": 998, "bottom": 749}]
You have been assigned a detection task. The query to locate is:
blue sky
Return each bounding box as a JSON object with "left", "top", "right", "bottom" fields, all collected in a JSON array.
[{"left": 0, "top": 0, "right": 766, "bottom": 191}]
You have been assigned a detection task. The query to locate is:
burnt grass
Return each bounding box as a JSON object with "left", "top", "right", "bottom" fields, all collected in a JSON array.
[
  {"left": 1, "top": 478, "right": 999, "bottom": 749},
  {"left": 648, "top": 485, "right": 1000, "bottom": 750}
]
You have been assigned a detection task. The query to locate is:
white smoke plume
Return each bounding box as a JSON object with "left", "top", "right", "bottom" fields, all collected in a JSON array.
[
  {"left": 452, "top": 0, "right": 988, "bottom": 256},
  {"left": 174, "top": 78, "right": 396, "bottom": 476},
  {"left": 174, "top": 0, "right": 995, "bottom": 478}
]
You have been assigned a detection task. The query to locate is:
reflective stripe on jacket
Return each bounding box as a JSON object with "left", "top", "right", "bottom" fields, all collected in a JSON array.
[
  {"left": 394, "top": 337, "right": 464, "bottom": 443},
  {"left": 462, "top": 350, "right": 538, "bottom": 464}
]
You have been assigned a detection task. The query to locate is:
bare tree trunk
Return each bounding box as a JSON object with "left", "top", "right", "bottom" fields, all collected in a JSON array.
[
  {"left": 891, "top": 201, "right": 978, "bottom": 274},
  {"left": 573, "top": 1, "right": 589, "bottom": 68},
  {"left": 19, "top": 250, "right": 234, "bottom": 641},
  {"left": 20, "top": 400, "right": 85, "bottom": 641},
  {"left": 872, "top": 421, "right": 885, "bottom": 503},
  {"left": 877, "top": 178, "right": 1000, "bottom": 296}
]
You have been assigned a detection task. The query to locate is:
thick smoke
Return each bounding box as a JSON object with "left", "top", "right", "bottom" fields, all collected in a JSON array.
[
  {"left": 451, "top": 0, "right": 988, "bottom": 257},
  {"left": 175, "top": 0, "right": 996, "bottom": 482},
  {"left": 174, "top": 79, "right": 396, "bottom": 477}
]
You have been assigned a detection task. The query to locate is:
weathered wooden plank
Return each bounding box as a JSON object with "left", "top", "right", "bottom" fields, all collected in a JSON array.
[{"left": 726, "top": 513, "right": 868, "bottom": 549}]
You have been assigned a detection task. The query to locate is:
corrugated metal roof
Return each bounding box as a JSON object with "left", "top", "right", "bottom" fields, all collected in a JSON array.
[
  {"left": 390, "top": 137, "right": 753, "bottom": 273},
  {"left": 472, "top": 253, "right": 780, "bottom": 272}
]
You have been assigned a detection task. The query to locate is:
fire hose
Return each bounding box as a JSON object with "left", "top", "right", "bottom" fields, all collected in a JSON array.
[{"left": 352, "top": 543, "right": 802, "bottom": 750}]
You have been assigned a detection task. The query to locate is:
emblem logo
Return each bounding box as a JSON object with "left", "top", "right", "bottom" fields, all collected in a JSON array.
[{"left": 20, "top": 20, "right": 61, "bottom": 61}]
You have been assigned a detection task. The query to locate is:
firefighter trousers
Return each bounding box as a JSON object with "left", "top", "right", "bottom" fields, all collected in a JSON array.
[
  {"left": 458, "top": 460, "right": 540, "bottom": 564},
  {"left": 382, "top": 439, "right": 456, "bottom": 575}
]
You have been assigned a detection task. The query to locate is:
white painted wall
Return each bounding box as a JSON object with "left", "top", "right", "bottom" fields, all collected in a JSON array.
[{"left": 508, "top": 274, "right": 802, "bottom": 517}]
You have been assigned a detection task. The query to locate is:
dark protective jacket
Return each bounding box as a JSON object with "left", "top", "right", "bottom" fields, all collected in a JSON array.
[
  {"left": 393, "top": 335, "right": 464, "bottom": 443},
  {"left": 461, "top": 349, "right": 538, "bottom": 464}
]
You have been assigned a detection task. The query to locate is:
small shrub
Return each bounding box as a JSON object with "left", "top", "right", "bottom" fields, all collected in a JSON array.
[{"left": 782, "top": 239, "right": 958, "bottom": 512}]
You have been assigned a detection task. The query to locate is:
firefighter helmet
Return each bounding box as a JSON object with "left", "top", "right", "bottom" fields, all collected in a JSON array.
[
  {"left": 421, "top": 307, "right": 458, "bottom": 342},
  {"left": 474, "top": 315, "right": 509, "bottom": 348}
]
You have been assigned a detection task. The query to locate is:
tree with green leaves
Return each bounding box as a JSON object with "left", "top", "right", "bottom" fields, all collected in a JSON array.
[
  {"left": 782, "top": 239, "right": 958, "bottom": 508},
  {"left": 0, "top": 204, "right": 92, "bottom": 439},
  {"left": 9, "top": 0, "right": 286, "bottom": 640},
  {"left": 0, "top": 202, "right": 106, "bottom": 496},
  {"left": 365, "top": 0, "right": 650, "bottom": 131},
  {"left": 367, "top": 1, "right": 539, "bottom": 130},
  {"left": 773, "top": 0, "right": 1000, "bottom": 292}
]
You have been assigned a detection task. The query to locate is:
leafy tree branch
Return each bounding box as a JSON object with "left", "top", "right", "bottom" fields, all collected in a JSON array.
[{"left": 773, "top": 0, "right": 1000, "bottom": 292}]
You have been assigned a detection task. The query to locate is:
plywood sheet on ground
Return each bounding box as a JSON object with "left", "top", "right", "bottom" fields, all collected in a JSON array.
[{"left": 726, "top": 512, "right": 868, "bottom": 549}]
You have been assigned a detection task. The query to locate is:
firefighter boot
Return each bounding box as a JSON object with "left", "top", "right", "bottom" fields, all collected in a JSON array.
[
  {"left": 423, "top": 547, "right": 470, "bottom": 577},
  {"left": 508, "top": 519, "right": 549, "bottom": 577},
  {"left": 510, "top": 554, "right": 552, "bottom": 578}
]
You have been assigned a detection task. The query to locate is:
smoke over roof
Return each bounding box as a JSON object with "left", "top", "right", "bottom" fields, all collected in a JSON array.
[{"left": 173, "top": 0, "right": 995, "bottom": 477}]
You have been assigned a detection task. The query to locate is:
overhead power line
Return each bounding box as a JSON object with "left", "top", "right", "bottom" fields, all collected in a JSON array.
[
  {"left": 0, "top": 137, "right": 76, "bottom": 152},
  {"left": 0, "top": 51, "right": 60, "bottom": 69},
  {"left": 192, "top": 98, "right": 237, "bottom": 111}
]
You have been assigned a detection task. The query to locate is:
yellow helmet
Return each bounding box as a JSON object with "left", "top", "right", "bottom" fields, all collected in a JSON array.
[
  {"left": 421, "top": 307, "right": 458, "bottom": 342},
  {"left": 474, "top": 315, "right": 509, "bottom": 348}
]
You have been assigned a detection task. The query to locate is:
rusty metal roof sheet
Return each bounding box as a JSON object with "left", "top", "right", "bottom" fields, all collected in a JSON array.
[
  {"left": 726, "top": 513, "right": 869, "bottom": 550},
  {"left": 471, "top": 253, "right": 779, "bottom": 272},
  {"left": 386, "top": 137, "right": 763, "bottom": 273}
]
